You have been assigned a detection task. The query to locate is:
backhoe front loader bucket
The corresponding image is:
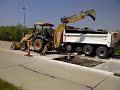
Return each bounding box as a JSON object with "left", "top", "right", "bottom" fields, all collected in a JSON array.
[
  {"left": 85, "top": 9, "right": 96, "bottom": 21},
  {"left": 10, "top": 41, "right": 20, "bottom": 50}
]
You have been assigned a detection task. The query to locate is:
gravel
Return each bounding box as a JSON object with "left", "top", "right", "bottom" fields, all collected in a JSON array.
[{"left": 93, "top": 61, "right": 120, "bottom": 73}]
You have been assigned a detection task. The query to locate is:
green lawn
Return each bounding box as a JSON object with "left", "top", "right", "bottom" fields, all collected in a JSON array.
[
  {"left": 114, "top": 47, "right": 120, "bottom": 55},
  {"left": 0, "top": 78, "right": 22, "bottom": 90}
]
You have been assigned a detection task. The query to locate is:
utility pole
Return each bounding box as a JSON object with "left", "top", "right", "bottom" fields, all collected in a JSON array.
[{"left": 22, "top": 6, "right": 26, "bottom": 26}]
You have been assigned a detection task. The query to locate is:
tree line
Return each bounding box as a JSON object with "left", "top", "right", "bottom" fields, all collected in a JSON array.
[{"left": 0, "top": 24, "right": 32, "bottom": 41}]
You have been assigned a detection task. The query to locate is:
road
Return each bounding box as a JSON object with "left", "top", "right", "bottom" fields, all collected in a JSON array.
[{"left": 0, "top": 41, "right": 120, "bottom": 90}]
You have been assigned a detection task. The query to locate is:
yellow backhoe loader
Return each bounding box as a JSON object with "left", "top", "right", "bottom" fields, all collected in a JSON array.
[
  {"left": 11, "top": 9, "right": 96, "bottom": 55},
  {"left": 11, "top": 22, "right": 54, "bottom": 52}
]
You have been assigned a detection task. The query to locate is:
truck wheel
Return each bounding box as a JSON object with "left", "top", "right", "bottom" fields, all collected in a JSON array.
[
  {"left": 66, "top": 44, "right": 72, "bottom": 52},
  {"left": 83, "top": 45, "right": 93, "bottom": 56},
  {"left": 96, "top": 46, "right": 108, "bottom": 59},
  {"left": 75, "top": 46, "right": 82, "bottom": 54},
  {"left": 20, "top": 42, "right": 27, "bottom": 51},
  {"left": 33, "top": 39, "right": 44, "bottom": 53}
]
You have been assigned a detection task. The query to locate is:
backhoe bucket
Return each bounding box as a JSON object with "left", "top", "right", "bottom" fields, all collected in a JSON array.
[
  {"left": 10, "top": 41, "right": 20, "bottom": 50},
  {"left": 86, "top": 9, "right": 96, "bottom": 21}
]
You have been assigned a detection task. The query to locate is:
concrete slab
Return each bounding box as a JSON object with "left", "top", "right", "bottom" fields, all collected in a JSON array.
[
  {"left": 0, "top": 49, "right": 34, "bottom": 69},
  {"left": 0, "top": 41, "right": 120, "bottom": 90},
  {"left": 0, "top": 41, "right": 11, "bottom": 49},
  {"left": 0, "top": 66, "right": 90, "bottom": 90},
  {"left": 22, "top": 58, "right": 112, "bottom": 88},
  {"left": 93, "top": 75, "right": 120, "bottom": 90}
]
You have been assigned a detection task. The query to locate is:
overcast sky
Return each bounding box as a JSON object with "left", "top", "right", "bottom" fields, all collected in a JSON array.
[{"left": 0, "top": 0, "right": 120, "bottom": 31}]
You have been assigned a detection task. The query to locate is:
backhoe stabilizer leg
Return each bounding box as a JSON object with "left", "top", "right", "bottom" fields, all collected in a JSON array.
[{"left": 41, "top": 44, "right": 48, "bottom": 56}]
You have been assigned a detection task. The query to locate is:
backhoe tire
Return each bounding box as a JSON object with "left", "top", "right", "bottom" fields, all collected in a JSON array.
[
  {"left": 20, "top": 42, "right": 28, "bottom": 51},
  {"left": 83, "top": 45, "right": 93, "bottom": 56},
  {"left": 96, "top": 46, "right": 108, "bottom": 59},
  {"left": 33, "top": 39, "right": 45, "bottom": 53}
]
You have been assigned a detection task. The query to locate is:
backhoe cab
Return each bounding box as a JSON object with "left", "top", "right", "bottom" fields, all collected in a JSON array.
[
  {"left": 33, "top": 22, "right": 54, "bottom": 35},
  {"left": 32, "top": 22, "right": 54, "bottom": 53}
]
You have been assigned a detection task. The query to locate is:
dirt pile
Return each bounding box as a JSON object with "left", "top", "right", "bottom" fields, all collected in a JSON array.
[{"left": 53, "top": 56, "right": 103, "bottom": 68}]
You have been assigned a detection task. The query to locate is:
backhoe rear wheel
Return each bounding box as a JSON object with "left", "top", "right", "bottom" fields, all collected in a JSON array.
[{"left": 33, "top": 38, "right": 45, "bottom": 53}]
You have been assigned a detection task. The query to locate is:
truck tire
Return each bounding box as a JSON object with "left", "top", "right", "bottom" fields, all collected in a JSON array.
[
  {"left": 66, "top": 44, "right": 72, "bottom": 52},
  {"left": 20, "top": 42, "right": 28, "bottom": 51},
  {"left": 96, "top": 46, "right": 108, "bottom": 59},
  {"left": 75, "top": 46, "right": 82, "bottom": 54},
  {"left": 33, "top": 38, "right": 45, "bottom": 53},
  {"left": 83, "top": 45, "right": 93, "bottom": 56}
]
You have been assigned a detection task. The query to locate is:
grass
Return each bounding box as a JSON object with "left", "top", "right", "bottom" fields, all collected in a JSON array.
[
  {"left": 0, "top": 78, "right": 22, "bottom": 90},
  {"left": 114, "top": 47, "right": 120, "bottom": 55}
]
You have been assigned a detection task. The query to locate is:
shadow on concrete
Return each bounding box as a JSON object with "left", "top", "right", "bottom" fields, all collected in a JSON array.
[{"left": 112, "top": 55, "right": 120, "bottom": 59}]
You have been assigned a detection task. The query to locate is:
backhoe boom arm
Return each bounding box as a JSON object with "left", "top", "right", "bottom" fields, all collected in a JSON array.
[
  {"left": 54, "top": 9, "right": 96, "bottom": 48},
  {"left": 61, "top": 9, "right": 96, "bottom": 23}
]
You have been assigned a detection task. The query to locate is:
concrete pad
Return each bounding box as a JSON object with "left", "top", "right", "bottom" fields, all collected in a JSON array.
[
  {"left": 0, "top": 49, "right": 34, "bottom": 68},
  {"left": 22, "top": 58, "right": 112, "bottom": 88},
  {"left": 0, "top": 41, "right": 120, "bottom": 90},
  {"left": 0, "top": 66, "right": 90, "bottom": 90},
  {"left": 93, "top": 75, "right": 120, "bottom": 90},
  {"left": 0, "top": 41, "right": 11, "bottom": 49}
]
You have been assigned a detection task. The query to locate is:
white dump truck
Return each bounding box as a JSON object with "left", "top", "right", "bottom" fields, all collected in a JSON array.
[{"left": 59, "top": 27, "right": 119, "bottom": 59}]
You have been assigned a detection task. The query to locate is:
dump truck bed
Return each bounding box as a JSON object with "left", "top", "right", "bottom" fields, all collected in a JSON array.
[{"left": 63, "top": 29, "right": 118, "bottom": 47}]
